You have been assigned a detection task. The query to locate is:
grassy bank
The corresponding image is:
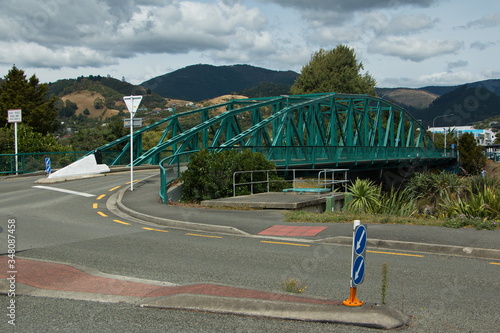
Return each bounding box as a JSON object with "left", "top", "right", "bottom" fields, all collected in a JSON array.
[{"left": 283, "top": 211, "right": 448, "bottom": 227}]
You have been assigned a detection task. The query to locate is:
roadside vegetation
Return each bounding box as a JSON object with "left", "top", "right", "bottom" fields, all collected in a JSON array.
[
  {"left": 180, "top": 149, "right": 287, "bottom": 202},
  {"left": 285, "top": 171, "right": 499, "bottom": 230}
]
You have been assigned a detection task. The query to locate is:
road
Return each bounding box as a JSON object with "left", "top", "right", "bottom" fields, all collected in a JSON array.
[{"left": 0, "top": 171, "right": 499, "bottom": 332}]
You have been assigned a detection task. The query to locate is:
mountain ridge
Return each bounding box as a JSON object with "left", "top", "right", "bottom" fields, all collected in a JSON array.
[
  {"left": 39, "top": 65, "right": 500, "bottom": 127},
  {"left": 141, "top": 64, "right": 299, "bottom": 102}
]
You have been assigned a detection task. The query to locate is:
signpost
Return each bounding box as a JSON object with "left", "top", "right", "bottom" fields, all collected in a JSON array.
[
  {"left": 7, "top": 109, "right": 22, "bottom": 175},
  {"left": 123, "top": 118, "right": 142, "bottom": 128},
  {"left": 45, "top": 157, "right": 51, "bottom": 174},
  {"left": 343, "top": 220, "right": 367, "bottom": 306},
  {"left": 123, "top": 96, "right": 143, "bottom": 191}
]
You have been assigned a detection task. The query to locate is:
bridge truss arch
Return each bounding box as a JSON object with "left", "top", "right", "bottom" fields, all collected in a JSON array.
[{"left": 92, "top": 93, "right": 456, "bottom": 170}]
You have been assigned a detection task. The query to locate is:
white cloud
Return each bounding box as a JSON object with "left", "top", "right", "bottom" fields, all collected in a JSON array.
[
  {"left": 369, "top": 37, "right": 463, "bottom": 62},
  {"left": 383, "top": 71, "right": 485, "bottom": 87},
  {"left": 0, "top": 42, "right": 117, "bottom": 68},
  {"left": 261, "top": 0, "right": 441, "bottom": 12},
  {"left": 447, "top": 60, "right": 468, "bottom": 70},
  {"left": 0, "top": 0, "right": 270, "bottom": 68},
  {"left": 470, "top": 41, "right": 496, "bottom": 50},
  {"left": 466, "top": 12, "right": 500, "bottom": 28},
  {"left": 371, "top": 13, "right": 438, "bottom": 35},
  {"left": 0, "top": 0, "right": 497, "bottom": 89}
]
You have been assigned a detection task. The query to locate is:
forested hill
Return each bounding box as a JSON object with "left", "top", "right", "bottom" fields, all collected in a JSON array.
[
  {"left": 40, "top": 68, "right": 500, "bottom": 127},
  {"left": 47, "top": 75, "right": 166, "bottom": 112},
  {"left": 407, "top": 81, "right": 500, "bottom": 127},
  {"left": 141, "top": 64, "right": 299, "bottom": 102}
]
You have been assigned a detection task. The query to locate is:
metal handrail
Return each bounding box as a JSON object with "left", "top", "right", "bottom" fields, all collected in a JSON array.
[
  {"left": 232, "top": 168, "right": 349, "bottom": 197},
  {"left": 158, "top": 150, "right": 198, "bottom": 204}
]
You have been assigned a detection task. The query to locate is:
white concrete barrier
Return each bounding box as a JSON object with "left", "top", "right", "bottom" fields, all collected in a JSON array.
[{"left": 48, "top": 154, "right": 110, "bottom": 179}]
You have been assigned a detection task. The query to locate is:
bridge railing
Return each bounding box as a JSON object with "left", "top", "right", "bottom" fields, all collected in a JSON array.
[
  {"left": 217, "top": 146, "right": 457, "bottom": 168},
  {"left": 0, "top": 151, "right": 89, "bottom": 175},
  {"left": 159, "top": 151, "right": 197, "bottom": 204}
]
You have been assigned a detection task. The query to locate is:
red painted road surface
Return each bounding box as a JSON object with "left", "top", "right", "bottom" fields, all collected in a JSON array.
[
  {"left": 0, "top": 256, "right": 341, "bottom": 305},
  {"left": 258, "top": 225, "right": 327, "bottom": 237}
]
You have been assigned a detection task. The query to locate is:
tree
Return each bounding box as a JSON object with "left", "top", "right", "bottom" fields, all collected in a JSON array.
[
  {"left": 94, "top": 97, "right": 103, "bottom": 109},
  {"left": 458, "top": 133, "right": 486, "bottom": 175},
  {"left": 57, "top": 99, "right": 78, "bottom": 118},
  {"left": 0, "top": 65, "right": 57, "bottom": 134},
  {"left": 291, "top": 45, "right": 377, "bottom": 96},
  {"left": 0, "top": 124, "right": 65, "bottom": 153}
]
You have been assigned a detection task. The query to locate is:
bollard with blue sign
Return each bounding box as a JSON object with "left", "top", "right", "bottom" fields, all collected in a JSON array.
[
  {"left": 343, "top": 220, "right": 367, "bottom": 306},
  {"left": 45, "top": 157, "right": 51, "bottom": 174}
]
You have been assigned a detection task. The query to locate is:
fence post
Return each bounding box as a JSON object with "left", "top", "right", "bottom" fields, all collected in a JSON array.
[
  {"left": 267, "top": 170, "right": 270, "bottom": 193},
  {"left": 251, "top": 171, "right": 254, "bottom": 195},
  {"left": 233, "top": 172, "right": 236, "bottom": 197}
]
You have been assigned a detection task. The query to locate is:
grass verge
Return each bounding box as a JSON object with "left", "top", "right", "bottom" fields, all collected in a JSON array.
[{"left": 283, "top": 210, "right": 448, "bottom": 227}]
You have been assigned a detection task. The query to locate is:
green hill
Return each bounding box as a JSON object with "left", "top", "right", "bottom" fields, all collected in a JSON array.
[
  {"left": 42, "top": 69, "right": 499, "bottom": 128},
  {"left": 407, "top": 83, "right": 500, "bottom": 127},
  {"left": 47, "top": 76, "right": 167, "bottom": 117},
  {"left": 142, "top": 64, "right": 299, "bottom": 102}
]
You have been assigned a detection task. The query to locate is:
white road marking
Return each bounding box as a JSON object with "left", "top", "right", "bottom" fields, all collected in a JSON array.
[{"left": 32, "top": 185, "right": 95, "bottom": 198}]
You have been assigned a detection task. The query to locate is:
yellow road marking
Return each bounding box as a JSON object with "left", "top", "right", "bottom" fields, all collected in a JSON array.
[
  {"left": 490, "top": 262, "right": 500, "bottom": 266},
  {"left": 109, "top": 186, "right": 121, "bottom": 192},
  {"left": 92, "top": 203, "right": 98, "bottom": 209},
  {"left": 142, "top": 227, "right": 169, "bottom": 233},
  {"left": 186, "top": 233, "right": 223, "bottom": 239},
  {"left": 96, "top": 194, "right": 106, "bottom": 200},
  {"left": 97, "top": 211, "right": 108, "bottom": 217},
  {"left": 261, "top": 241, "right": 310, "bottom": 247},
  {"left": 367, "top": 250, "right": 424, "bottom": 257},
  {"left": 113, "top": 220, "right": 131, "bottom": 226},
  {"left": 126, "top": 180, "right": 139, "bottom": 184}
]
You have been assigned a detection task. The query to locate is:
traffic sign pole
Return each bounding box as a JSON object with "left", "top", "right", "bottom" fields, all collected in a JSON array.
[
  {"left": 14, "top": 122, "right": 18, "bottom": 175},
  {"left": 130, "top": 111, "right": 134, "bottom": 190},
  {"left": 123, "top": 96, "right": 143, "bottom": 191},
  {"left": 7, "top": 109, "right": 22, "bottom": 175},
  {"left": 343, "top": 220, "right": 366, "bottom": 307}
]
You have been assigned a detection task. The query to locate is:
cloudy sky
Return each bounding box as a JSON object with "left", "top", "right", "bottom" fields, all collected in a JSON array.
[{"left": 0, "top": 0, "right": 499, "bottom": 88}]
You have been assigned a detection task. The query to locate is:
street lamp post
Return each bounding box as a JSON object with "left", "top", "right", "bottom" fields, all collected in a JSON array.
[{"left": 432, "top": 114, "right": 454, "bottom": 142}]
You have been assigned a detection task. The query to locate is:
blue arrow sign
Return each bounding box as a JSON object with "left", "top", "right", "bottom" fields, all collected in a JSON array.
[
  {"left": 352, "top": 255, "right": 365, "bottom": 285},
  {"left": 354, "top": 224, "right": 367, "bottom": 256},
  {"left": 45, "top": 158, "right": 51, "bottom": 174}
]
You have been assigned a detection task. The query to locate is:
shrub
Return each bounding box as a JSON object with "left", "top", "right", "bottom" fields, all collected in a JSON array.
[
  {"left": 440, "top": 185, "right": 500, "bottom": 220},
  {"left": 180, "top": 149, "right": 285, "bottom": 202},
  {"left": 406, "top": 171, "right": 461, "bottom": 207},
  {"left": 379, "top": 187, "right": 418, "bottom": 216},
  {"left": 344, "top": 178, "right": 381, "bottom": 214}
]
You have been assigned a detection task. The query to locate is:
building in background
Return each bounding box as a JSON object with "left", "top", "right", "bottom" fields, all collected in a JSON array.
[{"left": 427, "top": 126, "right": 496, "bottom": 146}]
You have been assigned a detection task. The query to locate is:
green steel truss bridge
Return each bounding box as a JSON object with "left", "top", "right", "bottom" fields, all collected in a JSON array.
[{"left": 93, "top": 92, "right": 456, "bottom": 171}]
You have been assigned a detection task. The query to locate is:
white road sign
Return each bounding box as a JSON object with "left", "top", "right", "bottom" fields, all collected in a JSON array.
[{"left": 7, "top": 109, "right": 22, "bottom": 123}]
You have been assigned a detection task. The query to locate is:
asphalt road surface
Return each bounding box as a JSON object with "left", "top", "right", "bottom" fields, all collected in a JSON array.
[{"left": 1, "top": 171, "right": 499, "bottom": 332}]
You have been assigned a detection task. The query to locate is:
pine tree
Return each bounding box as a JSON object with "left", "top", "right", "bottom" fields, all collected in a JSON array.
[
  {"left": 291, "top": 45, "right": 377, "bottom": 96},
  {"left": 458, "top": 133, "right": 486, "bottom": 175},
  {"left": 0, "top": 65, "right": 57, "bottom": 134}
]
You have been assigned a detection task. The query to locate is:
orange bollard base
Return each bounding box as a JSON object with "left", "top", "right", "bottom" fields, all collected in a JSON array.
[{"left": 343, "top": 287, "right": 364, "bottom": 307}]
